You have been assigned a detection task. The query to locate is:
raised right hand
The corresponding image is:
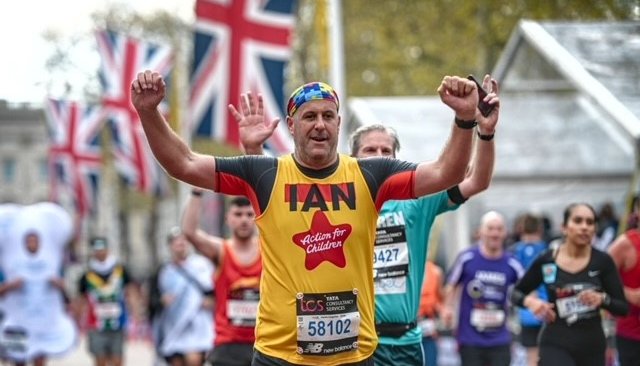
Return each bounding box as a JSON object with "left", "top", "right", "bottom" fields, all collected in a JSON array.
[
  {"left": 437, "top": 75, "right": 478, "bottom": 121},
  {"left": 131, "top": 70, "right": 166, "bottom": 112}
]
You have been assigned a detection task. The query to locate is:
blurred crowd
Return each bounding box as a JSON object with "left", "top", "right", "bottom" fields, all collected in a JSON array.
[{"left": 0, "top": 197, "right": 636, "bottom": 366}]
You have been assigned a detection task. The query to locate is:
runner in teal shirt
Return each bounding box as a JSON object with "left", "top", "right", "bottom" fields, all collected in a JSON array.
[
  {"left": 374, "top": 193, "right": 457, "bottom": 345},
  {"left": 350, "top": 74, "right": 499, "bottom": 366}
]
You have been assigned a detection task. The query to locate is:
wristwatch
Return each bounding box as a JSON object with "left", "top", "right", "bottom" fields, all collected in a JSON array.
[{"left": 454, "top": 117, "right": 477, "bottom": 129}]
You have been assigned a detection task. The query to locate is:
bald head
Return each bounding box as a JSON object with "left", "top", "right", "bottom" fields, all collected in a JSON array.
[
  {"left": 480, "top": 211, "right": 505, "bottom": 229},
  {"left": 478, "top": 211, "right": 507, "bottom": 255}
]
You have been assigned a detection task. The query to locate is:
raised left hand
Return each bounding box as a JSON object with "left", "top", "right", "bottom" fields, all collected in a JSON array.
[
  {"left": 228, "top": 92, "right": 280, "bottom": 154},
  {"left": 476, "top": 74, "right": 500, "bottom": 135}
]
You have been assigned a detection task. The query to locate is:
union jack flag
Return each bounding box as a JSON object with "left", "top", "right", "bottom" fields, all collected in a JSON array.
[
  {"left": 190, "top": 0, "right": 297, "bottom": 155},
  {"left": 44, "top": 98, "right": 105, "bottom": 218},
  {"left": 95, "top": 29, "right": 173, "bottom": 194}
]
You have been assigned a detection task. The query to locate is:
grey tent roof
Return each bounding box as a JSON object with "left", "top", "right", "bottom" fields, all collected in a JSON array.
[
  {"left": 494, "top": 20, "right": 640, "bottom": 144},
  {"left": 347, "top": 92, "right": 633, "bottom": 178}
]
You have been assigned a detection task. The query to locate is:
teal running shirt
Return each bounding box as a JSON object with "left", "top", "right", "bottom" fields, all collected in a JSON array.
[{"left": 375, "top": 191, "right": 458, "bottom": 345}]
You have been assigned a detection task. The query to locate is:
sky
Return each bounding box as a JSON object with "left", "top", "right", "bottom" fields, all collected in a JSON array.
[{"left": 0, "top": 0, "right": 195, "bottom": 105}]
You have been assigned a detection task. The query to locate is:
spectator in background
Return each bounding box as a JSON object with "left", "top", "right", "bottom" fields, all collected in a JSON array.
[
  {"left": 510, "top": 213, "right": 548, "bottom": 366},
  {"left": 607, "top": 195, "right": 640, "bottom": 366},
  {"left": 541, "top": 215, "right": 555, "bottom": 244},
  {"left": 77, "top": 237, "right": 139, "bottom": 366},
  {"left": 596, "top": 202, "right": 619, "bottom": 252},
  {"left": 418, "top": 260, "right": 445, "bottom": 366},
  {"left": 154, "top": 227, "right": 214, "bottom": 366},
  {"left": 442, "top": 211, "right": 524, "bottom": 366},
  {"left": 505, "top": 213, "right": 526, "bottom": 249},
  {"left": 625, "top": 196, "right": 640, "bottom": 232}
]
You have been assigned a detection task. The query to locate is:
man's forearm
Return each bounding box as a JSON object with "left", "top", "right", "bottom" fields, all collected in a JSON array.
[
  {"left": 439, "top": 122, "right": 474, "bottom": 181},
  {"left": 137, "top": 108, "right": 195, "bottom": 180},
  {"left": 459, "top": 135, "right": 495, "bottom": 197}
]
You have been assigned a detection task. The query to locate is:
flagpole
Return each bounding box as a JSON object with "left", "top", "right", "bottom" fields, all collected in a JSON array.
[{"left": 327, "top": 0, "right": 348, "bottom": 152}]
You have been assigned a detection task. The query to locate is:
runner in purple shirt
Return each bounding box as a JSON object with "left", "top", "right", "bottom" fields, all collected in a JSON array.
[{"left": 442, "top": 211, "right": 524, "bottom": 366}]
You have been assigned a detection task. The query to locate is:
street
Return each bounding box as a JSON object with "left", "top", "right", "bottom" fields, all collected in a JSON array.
[{"left": 48, "top": 336, "right": 155, "bottom": 366}]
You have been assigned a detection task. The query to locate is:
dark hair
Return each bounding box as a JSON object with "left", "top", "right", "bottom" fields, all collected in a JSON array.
[
  {"left": 229, "top": 196, "right": 251, "bottom": 208},
  {"left": 521, "top": 213, "right": 542, "bottom": 234},
  {"left": 631, "top": 194, "right": 640, "bottom": 213},
  {"left": 562, "top": 203, "right": 596, "bottom": 226},
  {"left": 89, "top": 236, "right": 108, "bottom": 249},
  {"left": 348, "top": 124, "right": 400, "bottom": 157}
]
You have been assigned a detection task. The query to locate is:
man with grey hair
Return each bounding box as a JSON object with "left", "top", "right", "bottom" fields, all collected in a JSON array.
[{"left": 348, "top": 124, "right": 400, "bottom": 158}]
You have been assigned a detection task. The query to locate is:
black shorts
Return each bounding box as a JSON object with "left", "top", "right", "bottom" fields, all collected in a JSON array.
[
  {"left": 519, "top": 326, "right": 542, "bottom": 348},
  {"left": 459, "top": 344, "right": 511, "bottom": 366},
  {"left": 164, "top": 351, "right": 206, "bottom": 364},
  {"left": 208, "top": 343, "right": 254, "bottom": 366},
  {"left": 373, "top": 342, "right": 423, "bottom": 366},
  {"left": 615, "top": 335, "right": 640, "bottom": 366}
]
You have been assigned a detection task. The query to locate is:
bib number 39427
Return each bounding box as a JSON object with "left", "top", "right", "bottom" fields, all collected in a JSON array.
[{"left": 296, "top": 290, "right": 360, "bottom": 356}]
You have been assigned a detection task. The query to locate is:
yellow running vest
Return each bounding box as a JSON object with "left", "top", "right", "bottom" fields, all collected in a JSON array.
[{"left": 254, "top": 154, "right": 379, "bottom": 365}]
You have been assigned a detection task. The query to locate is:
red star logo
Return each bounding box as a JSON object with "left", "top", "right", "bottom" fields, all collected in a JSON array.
[{"left": 292, "top": 211, "right": 352, "bottom": 270}]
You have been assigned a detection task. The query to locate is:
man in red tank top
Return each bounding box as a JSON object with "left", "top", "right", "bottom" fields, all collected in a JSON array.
[
  {"left": 182, "top": 190, "right": 261, "bottom": 366},
  {"left": 608, "top": 197, "right": 640, "bottom": 366}
]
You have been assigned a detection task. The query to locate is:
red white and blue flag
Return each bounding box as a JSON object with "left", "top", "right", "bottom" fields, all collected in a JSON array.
[
  {"left": 95, "top": 29, "right": 173, "bottom": 194},
  {"left": 190, "top": 0, "right": 297, "bottom": 155},
  {"left": 44, "top": 98, "right": 105, "bottom": 217}
]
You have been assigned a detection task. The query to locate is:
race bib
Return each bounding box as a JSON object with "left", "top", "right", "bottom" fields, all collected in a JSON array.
[
  {"left": 1, "top": 326, "right": 28, "bottom": 353},
  {"left": 296, "top": 291, "right": 360, "bottom": 356},
  {"left": 95, "top": 302, "right": 122, "bottom": 320},
  {"left": 227, "top": 289, "right": 260, "bottom": 327},
  {"left": 373, "top": 225, "right": 409, "bottom": 295},
  {"left": 556, "top": 295, "right": 595, "bottom": 319},
  {"left": 374, "top": 276, "right": 407, "bottom": 295},
  {"left": 470, "top": 308, "right": 505, "bottom": 330}
]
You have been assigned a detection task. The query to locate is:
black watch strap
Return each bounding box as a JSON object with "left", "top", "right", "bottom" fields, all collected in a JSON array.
[
  {"left": 477, "top": 130, "right": 495, "bottom": 141},
  {"left": 454, "top": 117, "right": 477, "bottom": 129}
]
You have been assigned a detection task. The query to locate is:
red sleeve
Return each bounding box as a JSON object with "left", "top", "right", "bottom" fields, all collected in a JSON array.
[
  {"left": 357, "top": 157, "right": 417, "bottom": 211},
  {"left": 374, "top": 170, "right": 415, "bottom": 211}
]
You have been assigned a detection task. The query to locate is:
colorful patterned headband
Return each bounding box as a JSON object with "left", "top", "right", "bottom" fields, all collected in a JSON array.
[{"left": 286, "top": 81, "right": 340, "bottom": 117}]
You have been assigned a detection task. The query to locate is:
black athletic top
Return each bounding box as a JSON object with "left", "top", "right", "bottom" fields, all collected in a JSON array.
[{"left": 511, "top": 247, "right": 628, "bottom": 350}]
